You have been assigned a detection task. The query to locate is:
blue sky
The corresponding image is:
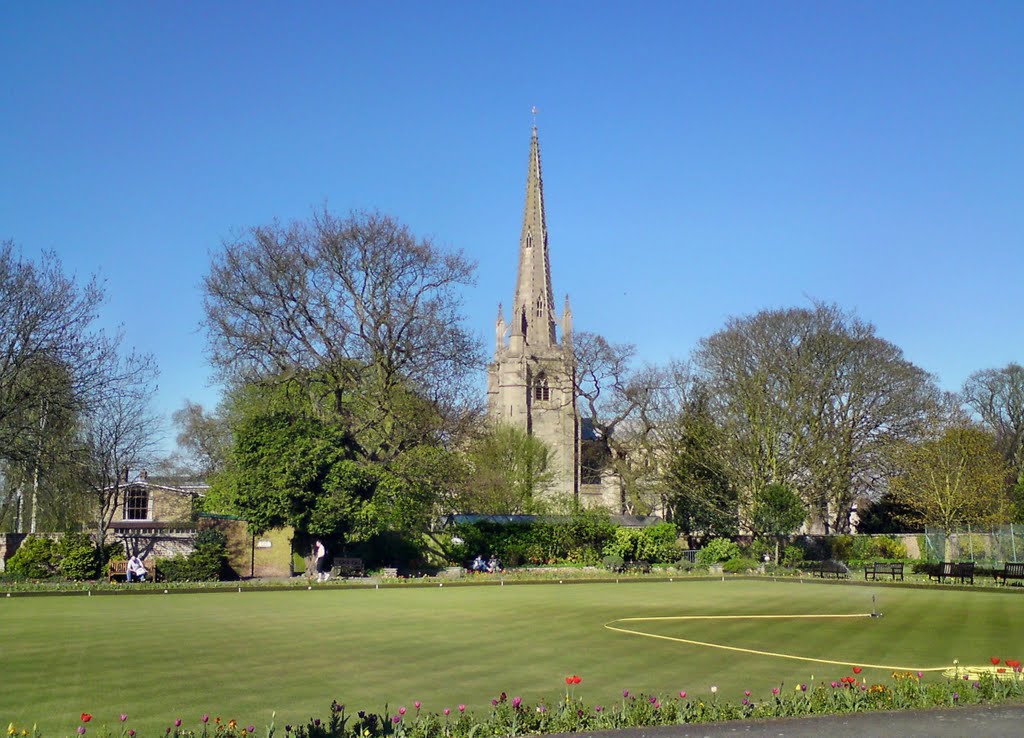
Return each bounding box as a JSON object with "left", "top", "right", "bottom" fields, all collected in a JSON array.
[{"left": 2, "top": 2, "right": 1021, "bottom": 454}]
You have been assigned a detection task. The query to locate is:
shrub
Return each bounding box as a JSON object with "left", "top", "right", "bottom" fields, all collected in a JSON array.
[
  {"left": 602, "top": 527, "right": 639, "bottom": 561},
  {"left": 6, "top": 536, "right": 58, "bottom": 578},
  {"left": 635, "top": 523, "right": 680, "bottom": 563},
  {"left": 722, "top": 556, "right": 760, "bottom": 573},
  {"left": 453, "top": 510, "right": 617, "bottom": 567},
  {"left": 746, "top": 538, "right": 771, "bottom": 561},
  {"left": 781, "top": 544, "right": 805, "bottom": 567},
  {"left": 602, "top": 554, "right": 624, "bottom": 571},
  {"left": 696, "top": 538, "right": 741, "bottom": 566},
  {"left": 195, "top": 528, "right": 228, "bottom": 549},
  {"left": 870, "top": 536, "right": 907, "bottom": 559},
  {"left": 54, "top": 532, "right": 99, "bottom": 580},
  {"left": 189, "top": 543, "right": 228, "bottom": 581},
  {"left": 157, "top": 554, "right": 191, "bottom": 582},
  {"left": 832, "top": 534, "right": 908, "bottom": 562},
  {"left": 158, "top": 534, "right": 229, "bottom": 582},
  {"left": 58, "top": 543, "right": 99, "bottom": 580}
]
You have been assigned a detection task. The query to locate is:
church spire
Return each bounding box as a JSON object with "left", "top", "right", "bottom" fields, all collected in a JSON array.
[{"left": 512, "top": 124, "right": 557, "bottom": 347}]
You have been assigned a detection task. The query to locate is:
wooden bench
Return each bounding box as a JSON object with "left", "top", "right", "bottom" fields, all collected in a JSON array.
[
  {"left": 864, "top": 562, "right": 904, "bottom": 581},
  {"left": 929, "top": 561, "right": 975, "bottom": 585},
  {"left": 329, "top": 557, "right": 366, "bottom": 578},
  {"left": 107, "top": 559, "right": 157, "bottom": 583},
  {"left": 994, "top": 562, "right": 1024, "bottom": 585},
  {"left": 812, "top": 560, "right": 849, "bottom": 579}
]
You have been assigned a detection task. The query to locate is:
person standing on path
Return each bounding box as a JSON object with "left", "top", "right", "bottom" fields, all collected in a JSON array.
[{"left": 314, "top": 539, "right": 328, "bottom": 582}]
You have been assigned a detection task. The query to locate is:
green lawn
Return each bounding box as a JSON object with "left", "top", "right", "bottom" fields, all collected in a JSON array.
[{"left": 4, "top": 579, "right": 1023, "bottom": 734}]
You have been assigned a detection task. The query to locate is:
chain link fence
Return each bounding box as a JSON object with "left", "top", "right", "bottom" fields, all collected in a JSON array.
[{"left": 923, "top": 525, "right": 1024, "bottom": 565}]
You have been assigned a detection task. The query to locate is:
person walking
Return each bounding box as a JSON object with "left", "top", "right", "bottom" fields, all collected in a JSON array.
[{"left": 314, "top": 539, "right": 328, "bottom": 582}]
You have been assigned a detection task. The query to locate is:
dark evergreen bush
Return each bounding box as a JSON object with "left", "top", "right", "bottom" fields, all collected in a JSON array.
[{"left": 5, "top": 536, "right": 57, "bottom": 579}]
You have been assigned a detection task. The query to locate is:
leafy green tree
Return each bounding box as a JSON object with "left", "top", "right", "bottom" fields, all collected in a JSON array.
[
  {"left": 212, "top": 403, "right": 372, "bottom": 538},
  {"left": 660, "top": 384, "right": 738, "bottom": 545},
  {"left": 464, "top": 424, "right": 558, "bottom": 514},
  {"left": 749, "top": 482, "right": 805, "bottom": 563},
  {"left": 369, "top": 445, "right": 467, "bottom": 537},
  {"left": 888, "top": 426, "right": 1012, "bottom": 530}
]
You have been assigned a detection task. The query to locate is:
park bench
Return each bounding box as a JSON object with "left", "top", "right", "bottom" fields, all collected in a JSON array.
[
  {"left": 864, "top": 562, "right": 904, "bottom": 581},
  {"left": 994, "top": 562, "right": 1024, "bottom": 586},
  {"left": 329, "top": 557, "right": 366, "bottom": 578},
  {"left": 811, "top": 560, "right": 849, "bottom": 579},
  {"left": 929, "top": 561, "right": 975, "bottom": 585},
  {"left": 107, "top": 559, "right": 157, "bottom": 583}
]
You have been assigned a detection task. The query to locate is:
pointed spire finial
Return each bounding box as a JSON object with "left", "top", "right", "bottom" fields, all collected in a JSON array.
[{"left": 531, "top": 105, "right": 538, "bottom": 131}]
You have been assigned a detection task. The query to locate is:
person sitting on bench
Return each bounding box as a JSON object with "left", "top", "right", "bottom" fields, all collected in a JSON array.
[{"left": 126, "top": 554, "right": 148, "bottom": 583}]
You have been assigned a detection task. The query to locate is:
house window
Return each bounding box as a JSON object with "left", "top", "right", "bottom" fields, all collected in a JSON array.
[
  {"left": 124, "top": 488, "right": 149, "bottom": 520},
  {"left": 534, "top": 375, "right": 550, "bottom": 401}
]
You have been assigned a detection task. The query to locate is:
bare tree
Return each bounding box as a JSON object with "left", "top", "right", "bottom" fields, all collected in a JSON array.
[
  {"left": 573, "top": 331, "right": 667, "bottom": 513},
  {"left": 962, "top": 364, "right": 1024, "bottom": 474},
  {"left": 202, "top": 209, "right": 483, "bottom": 460},
  {"left": 77, "top": 352, "right": 161, "bottom": 548},
  {"left": 695, "top": 303, "right": 940, "bottom": 532},
  {"left": 0, "top": 243, "right": 118, "bottom": 462},
  {"left": 0, "top": 243, "right": 156, "bottom": 533},
  {"left": 171, "top": 400, "right": 231, "bottom": 479}
]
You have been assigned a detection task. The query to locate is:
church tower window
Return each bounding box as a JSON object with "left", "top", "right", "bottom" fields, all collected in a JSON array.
[{"left": 534, "top": 375, "right": 550, "bottom": 401}]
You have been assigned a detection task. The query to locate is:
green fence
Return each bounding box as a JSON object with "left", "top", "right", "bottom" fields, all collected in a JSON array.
[{"left": 923, "top": 525, "right": 1024, "bottom": 565}]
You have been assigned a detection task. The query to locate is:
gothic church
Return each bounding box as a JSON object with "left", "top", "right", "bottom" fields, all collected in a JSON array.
[{"left": 486, "top": 125, "right": 584, "bottom": 505}]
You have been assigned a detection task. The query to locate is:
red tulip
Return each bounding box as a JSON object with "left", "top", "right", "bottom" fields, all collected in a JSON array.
[
  {"left": 573, "top": 675, "right": 582, "bottom": 684},
  {"left": 565, "top": 676, "right": 573, "bottom": 685},
  {"left": 991, "top": 657, "right": 1001, "bottom": 665},
  {"left": 852, "top": 667, "right": 862, "bottom": 674},
  {"left": 81, "top": 715, "right": 93, "bottom": 723}
]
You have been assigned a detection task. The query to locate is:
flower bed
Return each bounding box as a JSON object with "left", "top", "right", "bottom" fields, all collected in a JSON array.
[{"left": 11, "top": 663, "right": 1024, "bottom": 738}]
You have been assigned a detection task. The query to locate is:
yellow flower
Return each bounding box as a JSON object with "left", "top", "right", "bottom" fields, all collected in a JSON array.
[{"left": 8, "top": 723, "right": 17, "bottom": 736}]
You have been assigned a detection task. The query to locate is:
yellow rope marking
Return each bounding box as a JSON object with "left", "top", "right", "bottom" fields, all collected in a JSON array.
[{"left": 605, "top": 614, "right": 952, "bottom": 672}]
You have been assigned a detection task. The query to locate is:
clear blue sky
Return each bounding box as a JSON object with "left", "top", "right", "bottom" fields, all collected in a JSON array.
[{"left": 2, "top": 2, "right": 1021, "bottom": 454}]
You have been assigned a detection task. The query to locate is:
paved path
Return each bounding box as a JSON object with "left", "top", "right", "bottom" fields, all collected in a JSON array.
[{"left": 546, "top": 704, "right": 1024, "bottom": 737}]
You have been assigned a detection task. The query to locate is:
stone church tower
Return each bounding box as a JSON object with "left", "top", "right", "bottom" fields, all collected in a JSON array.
[{"left": 486, "top": 125, "right": 580, "bottom": 501}]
